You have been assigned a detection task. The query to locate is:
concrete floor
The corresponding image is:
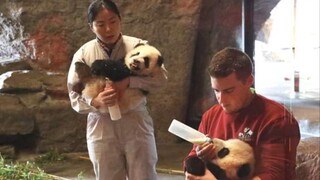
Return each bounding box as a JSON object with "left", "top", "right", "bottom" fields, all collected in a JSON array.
[{"left": 38, "top": 142, "right": 192, "bottom": 180}]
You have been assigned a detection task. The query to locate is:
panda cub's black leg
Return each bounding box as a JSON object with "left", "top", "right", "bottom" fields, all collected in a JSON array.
[
  {"left": 237, "top": 163, "right": 251, "bottom": 179},
  {"left": 185, "top": 156, "right": 206, "bottom": 176},
  {"left": 185, "top": 156, "right": 227, "bottom": 179},
  {"left": 206, "top": 162, "right": 227, "bottom": 179}
]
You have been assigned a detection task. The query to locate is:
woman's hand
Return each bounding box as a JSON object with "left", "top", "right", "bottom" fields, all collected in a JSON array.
[
  {"left": 91, "top": 85, "right": 117, "bottom": 108},
  {"left": 185, "top": 169, "right": 217, "bottom": 180},
  {"left": 90, "top": 77, "right": 129, "bottom": 108}
]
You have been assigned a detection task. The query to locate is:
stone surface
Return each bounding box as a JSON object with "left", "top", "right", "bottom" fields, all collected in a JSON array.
[
  {"left": 0, "top": 60, "right": 32, "bottom": 75},
  {"left": 0, "top": 70, "right": 43, "bottom": 93},
  {"left": 0, "top": 70, "right": 87, "bottom": 155},
  {"left": 0, "top": 2, "right": 318, "bottom": 180},
  {"left": 296, "top": 137, "right": 320, "bottom": 180},
  {"left": 0, "top": 95, "right": 35, "bottom": 136},
  {"left": 0, "top": 0, "right": 204, "bottom": 145},
  {"left": 0, "top": 0, "right": 298, "bottom": 151},
  {"left": 0, "top": 145, "right": 15, "bottom": 159},
  {"left": 34, "top": 99, "right": 87, "bottom": 153}
]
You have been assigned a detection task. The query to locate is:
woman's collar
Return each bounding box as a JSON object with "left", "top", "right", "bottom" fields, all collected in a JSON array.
[{"left": 96, "top": 33, "right": 122, "bottom": 50}]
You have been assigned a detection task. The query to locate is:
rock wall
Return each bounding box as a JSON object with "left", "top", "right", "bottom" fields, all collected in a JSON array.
[
  {"left": 0, "top": 0, "right": 294, "bottom": 154},
  {"left": 1, "top": 1, "right": 319, "bottom": 179},
  {"left": 186, "top": 0, "right": 243, "bottom": 128},
  {"left": 0, "top": 69, "right": 87, "bottom": 156},
  {"left": 0, "top": 0, "right": 203, "bottom": 155},
  {"left": 296, "top": 137, "right": 320, "bottom": 180}
]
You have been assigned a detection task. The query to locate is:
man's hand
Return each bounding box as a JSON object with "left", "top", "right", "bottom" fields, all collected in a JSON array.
[
  {"left": 185, "top": 169, "right": 217, "bottom": 180},
  {"left": 196, "top": 142, "right": 216, "bottom": 161}
]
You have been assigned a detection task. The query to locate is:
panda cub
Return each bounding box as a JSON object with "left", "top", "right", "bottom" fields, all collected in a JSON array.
[
  {"left": 185, "top": 138, "right": 255, "bottom": 180},
  {"left": 73, "top": 43, "right": 163, "bottom": 113}
]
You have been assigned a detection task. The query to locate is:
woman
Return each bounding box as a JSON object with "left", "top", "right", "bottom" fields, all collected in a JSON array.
[{"left": 67, "top": 0, "right": 167, "bottom": 179}]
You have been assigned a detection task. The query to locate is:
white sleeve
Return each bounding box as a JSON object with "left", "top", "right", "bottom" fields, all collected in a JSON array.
[
  {"left": 129, "top": 65, "right": 168, "bottom": 92},
  {"left": 67, "top": 48, "right": 99, "bottom": 114}
]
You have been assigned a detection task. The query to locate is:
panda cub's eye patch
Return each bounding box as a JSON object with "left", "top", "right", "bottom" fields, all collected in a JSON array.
[
  {"left": 144, "top": 57, "right": 150, "bottom": 68},
  {"left": 130, "top": 52, "right": 140, "bottom": 57},
  {"left": 217, "top": 147, "right": 230, "bottom": 158}
]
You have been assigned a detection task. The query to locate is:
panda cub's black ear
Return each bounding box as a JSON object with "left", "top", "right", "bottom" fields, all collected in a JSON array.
[
  {"left": 157, "top": 55, "right": 164, "bottom": 67},
  {"left": 134, "top": 43, "right": 145, "bottom": 48}
]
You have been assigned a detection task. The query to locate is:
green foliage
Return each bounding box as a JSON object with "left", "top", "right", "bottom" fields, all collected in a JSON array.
[
  {"left": 34, "top": 150, "right": 67, "bottom": 165},
  {"left": 77, "top": 171, "right": 84, "bottom": 180},
  {"left": 1, "top": 151, "right": 87, "bottom": 179},
  {"left": 0, "top": 155, "right": 55, "bottom": 180}
]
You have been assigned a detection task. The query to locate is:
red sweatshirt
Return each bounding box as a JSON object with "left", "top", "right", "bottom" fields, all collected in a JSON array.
[{"left": 185, "top": 94, "right": 301, "bottom": 180}]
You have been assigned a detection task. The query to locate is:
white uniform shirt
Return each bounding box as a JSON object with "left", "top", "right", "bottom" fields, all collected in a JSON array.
[{"left": 67, "top": 35, "right": 167, "bottom": 114}]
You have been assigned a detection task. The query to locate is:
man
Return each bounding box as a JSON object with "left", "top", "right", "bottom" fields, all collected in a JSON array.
[{"left": 184, "top": 47, "right": 300, "bottom": 180}]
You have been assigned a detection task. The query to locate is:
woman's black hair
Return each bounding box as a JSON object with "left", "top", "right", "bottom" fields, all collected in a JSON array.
[{"left": 87, "top": 0, "right": 121, "bottom": 24}]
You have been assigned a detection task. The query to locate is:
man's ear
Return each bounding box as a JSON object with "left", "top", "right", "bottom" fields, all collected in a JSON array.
[{"left": 246, "top": 74, "right": 254, "bottom": 87}]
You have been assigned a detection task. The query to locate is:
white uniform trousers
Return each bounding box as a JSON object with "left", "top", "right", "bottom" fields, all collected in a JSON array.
[{"left": 86, "top": 108, "right": 158, "bottom": 180}]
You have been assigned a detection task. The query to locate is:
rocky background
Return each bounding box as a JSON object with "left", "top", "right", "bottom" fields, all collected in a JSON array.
[
  {"left": 296, "top": 137, "right": 320, "bottom": 180},
  {"left": 0, "top": 0, "right": 247, "bottom": 154},
  {"left": 0, "top": 1, "right": 319, "bottom": 179}
]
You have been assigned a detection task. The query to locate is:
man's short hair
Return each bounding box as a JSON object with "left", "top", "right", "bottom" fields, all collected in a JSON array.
[{"left": 208, "top": 47, "right": 253, "bottom": 81}]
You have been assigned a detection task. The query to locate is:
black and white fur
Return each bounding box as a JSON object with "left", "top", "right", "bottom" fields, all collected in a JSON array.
[
  {"left": 124, "top": 43, "right": 163, "bottom": 77},
  {"left": 73, "top": 43, "right": 163, "bottom": 113},
  {"left": 186, "top": 138, "right": 255, "bottom": 180}
]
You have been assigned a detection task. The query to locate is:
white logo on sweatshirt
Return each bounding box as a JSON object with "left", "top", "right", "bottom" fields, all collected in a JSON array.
[{"left": 238, "top": 127, "right": 253, "bottom": 142}]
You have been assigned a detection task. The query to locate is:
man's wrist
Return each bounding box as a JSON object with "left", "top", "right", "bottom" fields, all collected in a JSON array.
[{"left": 252, "top": 176, "right": 261, "bottom": 180}]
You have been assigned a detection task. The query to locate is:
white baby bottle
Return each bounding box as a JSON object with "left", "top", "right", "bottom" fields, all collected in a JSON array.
[{"left": 105, "top": 81, "right": 121, "bottom": 121}]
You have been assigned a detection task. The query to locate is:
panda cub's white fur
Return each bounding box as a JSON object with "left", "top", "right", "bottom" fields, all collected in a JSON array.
[{"left": 211, "top": 138, "right": 255, "bottom": 180}]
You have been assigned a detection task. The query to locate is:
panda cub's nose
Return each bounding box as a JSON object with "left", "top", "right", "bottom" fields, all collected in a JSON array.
[
  {"left": 130, "top": 59, "right": 140, "bottom": 70},
  {"left": 133, "top": 59, "right": 140, "bottom": 64}
]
